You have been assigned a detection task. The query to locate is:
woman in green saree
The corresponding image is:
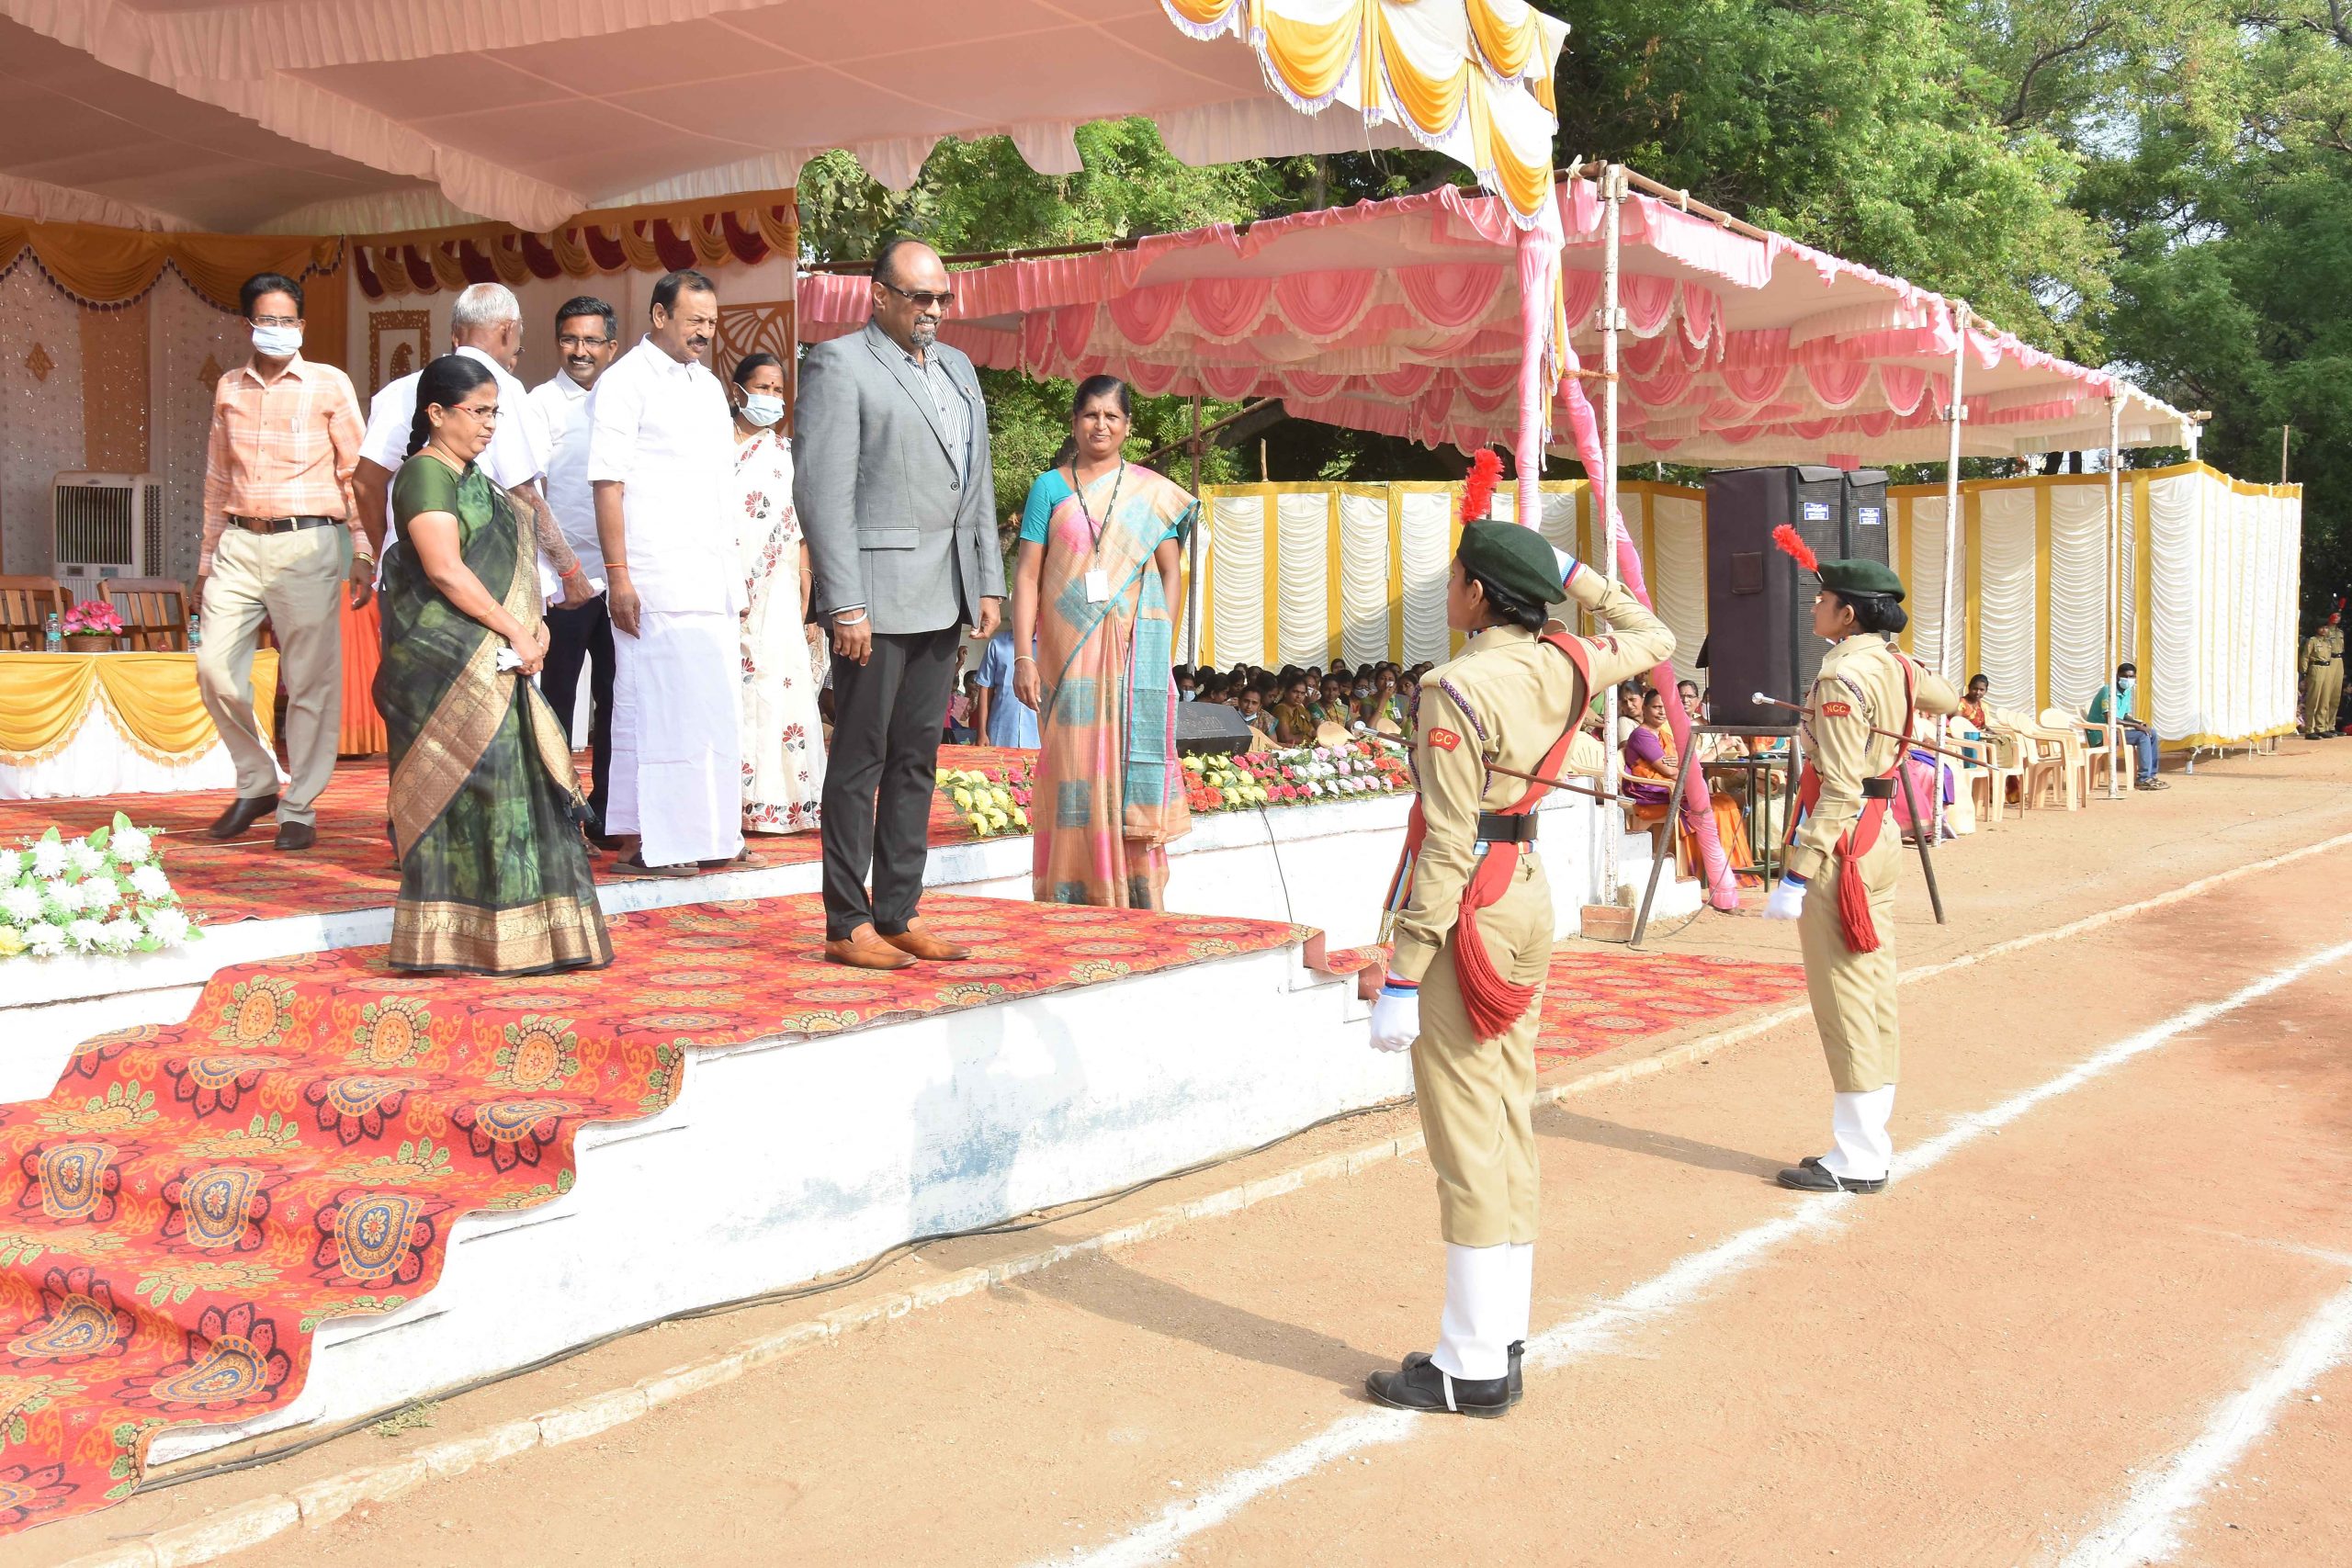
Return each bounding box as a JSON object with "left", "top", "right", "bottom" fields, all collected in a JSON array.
[
  {"left": 1010, "top": 376, "right": 1198, "bottom": 908},
  {"left": 375, "top": 355, "right": 612, "bottom": 975}
]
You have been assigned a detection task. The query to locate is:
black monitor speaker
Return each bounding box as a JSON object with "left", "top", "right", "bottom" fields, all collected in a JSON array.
[
  {"left": 1175, "top": 700, "right": 1255, "bottom": 756},
  {"left": 1704, "top": 466, "right": 1892, "bottom": 728}
]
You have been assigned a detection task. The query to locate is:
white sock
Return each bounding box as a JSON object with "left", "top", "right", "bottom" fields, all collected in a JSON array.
[
  {"left": 1433, "top": 1242, "right": 1514, "bottom": 1382},
  {"left": 1502, "top": 1242, "right": 1534, "bottom": 1348},
  {"left": 1821, "top": 1085, "right": 1896, "bottom": 1180}
]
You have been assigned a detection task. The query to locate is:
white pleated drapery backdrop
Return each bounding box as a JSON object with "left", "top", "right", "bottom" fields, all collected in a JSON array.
[{"left": 1182, "top": 466, "right": 2298, "bottom": 750}]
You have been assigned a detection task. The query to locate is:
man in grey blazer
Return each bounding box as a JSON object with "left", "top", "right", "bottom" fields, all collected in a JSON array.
[{"left": 796, "top": 238, "right": 1005, "bottom": 969}]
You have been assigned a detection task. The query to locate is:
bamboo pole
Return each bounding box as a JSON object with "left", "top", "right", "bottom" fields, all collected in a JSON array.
[
  {"left": 1599, "top": 165, "right": 1625, "bottom": 905},
  {"left": 2107, "top": 394, "right": 2125, "bottom": 797},
  {"left": 1933, "top": 301, "right": 1970, "bottom": 846},
  {"left": 1186, "top": 394, "right": 1204, "bottom": 667}
]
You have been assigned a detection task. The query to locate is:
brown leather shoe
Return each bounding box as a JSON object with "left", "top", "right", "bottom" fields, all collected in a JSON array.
[
  {"left": 880, "top": 922, "right": 969, "bottom": 963},
  {"left": 824, "top": 926, "right": 917, "bottom": 971}
]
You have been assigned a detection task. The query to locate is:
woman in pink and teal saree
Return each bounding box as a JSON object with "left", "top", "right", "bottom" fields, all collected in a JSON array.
[{"left": 1009, "top": 377, "right": 1198, "bottom": 908}]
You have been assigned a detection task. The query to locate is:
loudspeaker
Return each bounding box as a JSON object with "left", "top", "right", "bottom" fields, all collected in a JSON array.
[
  {"left": 1175, "top": 700, "right": 1255, "bottom": 756},
  {"left": 1703, "top": 466, "right": 1894, "bottom": 728}
]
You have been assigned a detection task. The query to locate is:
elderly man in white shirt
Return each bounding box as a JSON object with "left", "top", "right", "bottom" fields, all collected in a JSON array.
[
  {"left": 528, "top": 295, "right": 622, "bottom": 840},
  {"left": 589, "top": 268, "right": 743, "bottom": 875},
  {"left": 352, "top": 282, "right": 592, "bottom": 608}
]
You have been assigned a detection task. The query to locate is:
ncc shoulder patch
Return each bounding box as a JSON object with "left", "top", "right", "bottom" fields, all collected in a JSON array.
[
  {"left": 1428, "top": 728, "right": 1463, "bottom": 751},
  {"left": 1821, "top": 701, "right": 1853, "bottom": 718}
]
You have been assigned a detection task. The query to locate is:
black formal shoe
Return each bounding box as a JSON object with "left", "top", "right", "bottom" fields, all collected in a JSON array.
[
  {"left": 1403, "top": 1340, "right": 1524, "bottom": 1406},
  {"left": 1777, "top": 1156, "right": 1885, "bottom": 1194},
  {"left": 1365, "top": 1355, "right": 1510, "bottom": 1418},
  {"left": 207, "top": 793, "right": 278, "bottom": 840},
  {"left": 615, "top": 856, "right": 697, "bottom": 879},
  {"left": 273, "top": 821, "right": 315, "bottom": 852}
]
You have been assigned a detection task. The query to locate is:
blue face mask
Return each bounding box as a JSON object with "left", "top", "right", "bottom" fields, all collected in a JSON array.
[{"left": 739, "top": 392, "right": 785, "bottom": 428}]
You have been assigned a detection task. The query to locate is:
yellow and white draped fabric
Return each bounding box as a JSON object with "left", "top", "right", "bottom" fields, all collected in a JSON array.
[
  {"left": 1161, "top": 0, "right": 1567, "bottom": 223},
  {"left": 0, "top": 652, "right": 281, "bottom": 800},
  {"left": 1182, "top": 465, "right": 2298, "bottom": 750}
]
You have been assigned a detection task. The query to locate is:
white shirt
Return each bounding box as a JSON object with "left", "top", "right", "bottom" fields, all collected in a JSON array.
[
  {"left": 528, "top": 371, "right": 602, "bottom": 580},
  {"left": 360, "top": 344, "right": 549, "bottom": 551},
  {"left": 585, "top": 336, "right": 739, "bottom": 616}
]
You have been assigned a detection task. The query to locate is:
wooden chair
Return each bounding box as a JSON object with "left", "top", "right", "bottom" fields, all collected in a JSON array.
[
  {"left": 0, "top": 575, "right": 71, "bottom": 651},
  {"left": 101, "top": 578, "right": 192, "bottom": 652}
]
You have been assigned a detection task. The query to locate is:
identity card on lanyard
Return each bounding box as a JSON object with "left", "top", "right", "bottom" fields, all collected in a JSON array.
[{"left": 1073, "top": 461, "right": 1123, "bottom": 604}]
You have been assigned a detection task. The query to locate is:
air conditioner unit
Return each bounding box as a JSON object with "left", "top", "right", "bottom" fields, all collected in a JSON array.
[{"left": 52, "top": 472, "right": 164, "bottom": 591}]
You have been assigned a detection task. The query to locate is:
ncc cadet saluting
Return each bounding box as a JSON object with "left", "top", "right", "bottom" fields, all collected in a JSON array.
[
  {"left": 1363, "top": 453, "right": 1675, "bottom": 1418},
  {"left": 2301, "top": 606, "right": 2342, "bottom": 739},
  {"left": 1759, "top": 527, "right": 1959, "bottom": 1193}
]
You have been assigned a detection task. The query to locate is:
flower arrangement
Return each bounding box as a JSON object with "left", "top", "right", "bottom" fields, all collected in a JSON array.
[
  {"left": 61, "top": 602, "right": 126, "bottom": 637},
  {"left": 937, "top": 764, "right": 1033, "bottom": 838},
  {"left": 0, "top": 814, "right": 196, "bottom": 960}
]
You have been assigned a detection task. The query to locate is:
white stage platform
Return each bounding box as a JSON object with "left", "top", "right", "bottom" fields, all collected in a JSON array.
[
  {"left": 148, "top": 932, "right": 1389, "bottom": 1464},
  {"left": 3, "top": 794, "right": 1696, "bottom": 1106}
]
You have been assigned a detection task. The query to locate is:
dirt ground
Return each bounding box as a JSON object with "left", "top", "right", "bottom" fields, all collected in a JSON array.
[{"left": 18, "top": 738, "right": 2352, "bottom": 1568}]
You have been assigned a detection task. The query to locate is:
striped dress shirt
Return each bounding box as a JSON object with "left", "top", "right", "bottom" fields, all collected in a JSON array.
[{"left": 198, "top": 354, "right": 365, "bottom": 574}]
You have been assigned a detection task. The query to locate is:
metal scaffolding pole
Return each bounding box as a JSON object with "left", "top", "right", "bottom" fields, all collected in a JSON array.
[
  {"left": 1185, "top": 394, "right": 1203, "bottom": 666},
  {"left": 1599, "top": 164, "right": 1626, "bottom": 905},
  {"left": 1932, "top": 301, "right": 1970, "bottom": 848},
  {"left": 2107, "top": 393, "right": 2125, "bottom": 797}
]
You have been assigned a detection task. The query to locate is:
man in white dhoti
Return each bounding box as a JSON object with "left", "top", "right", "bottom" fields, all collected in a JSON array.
[{"left": 589, "top": 269, "right": 744, "bottom": 874}]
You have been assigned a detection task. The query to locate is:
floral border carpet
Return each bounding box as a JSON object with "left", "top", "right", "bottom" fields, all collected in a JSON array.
[
  {"left": 0, "top": 893, "right": 1296, "bottom": 1539},
  {"left": 0, "top": 750, "right": 1042, "bottom": 929},
  {"left": 1322, "top": 944, "right": 1808, "bottom": 1068}
]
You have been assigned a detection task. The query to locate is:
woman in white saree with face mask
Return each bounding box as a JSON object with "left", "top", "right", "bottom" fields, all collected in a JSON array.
[{"left": 729, "top": 352, "right": 826, "bottom": 834}]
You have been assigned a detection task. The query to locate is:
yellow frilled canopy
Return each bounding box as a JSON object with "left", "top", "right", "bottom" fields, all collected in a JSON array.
[
  {"left": 1163, "top": 0, "right": 1566, "bottom": 222},
  {"left": 0, "top": 653, "right": 277, "bottom": 767}
]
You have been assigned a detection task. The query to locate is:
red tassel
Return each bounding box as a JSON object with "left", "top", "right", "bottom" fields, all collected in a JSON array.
[
  {"left": 1771, "top": 524, "right": 1819, "bottom": 574},
  {"left": 1834, "top": 836, "right": 1879, "bottom": 954},
  {"left": 1461, "top": 448, "right": 1504, "bottom": 524},
  {"left": 1452, "top": 850, "right": 1538, "bottom": 1039}
]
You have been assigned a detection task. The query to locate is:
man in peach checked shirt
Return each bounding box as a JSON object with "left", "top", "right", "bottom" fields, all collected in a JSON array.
[{"left": 194, "top": 269, "right": 368, "bottom": 852}]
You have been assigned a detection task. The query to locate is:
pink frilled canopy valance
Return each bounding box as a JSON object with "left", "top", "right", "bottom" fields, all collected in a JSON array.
[{"left": 801, "top": 176, "right": 2189, "bottom": 468}]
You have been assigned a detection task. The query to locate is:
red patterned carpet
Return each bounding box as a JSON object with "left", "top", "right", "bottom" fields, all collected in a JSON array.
[
  {"left": 0, "top": 748, "right": 1040, "bottom": 927},
  {"left": 1321, "top": 944, "right": 1808, "bottom": 1068},
  {"left": 0, "top": 893, "right": 1294, "bottom": 1539}
]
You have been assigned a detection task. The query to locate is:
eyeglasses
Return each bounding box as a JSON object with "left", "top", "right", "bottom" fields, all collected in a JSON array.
[
  {"left": 451, "top": 402, "right": 500, "bottom": 421},
  {"left": 876, "top": 278, "right": 956, "bottom": 311},
  {"left": 557, "top": 333, "right": 611, "bottom": 351},
  {"left": 250, "top": 314, "right": 300, "bottom": 329}
]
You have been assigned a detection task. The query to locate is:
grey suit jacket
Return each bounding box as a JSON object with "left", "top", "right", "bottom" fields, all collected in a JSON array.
[{"left": 793, "top": 321, "right": 1002, "bottom": 637}]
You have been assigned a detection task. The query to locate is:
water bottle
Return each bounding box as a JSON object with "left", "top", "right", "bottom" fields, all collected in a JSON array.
[
  {"left": 43, "top": 612, "right": 61, "bottom": 652},
  {"left": 187, "top": 611, "right": 203, "bottom": 650}
]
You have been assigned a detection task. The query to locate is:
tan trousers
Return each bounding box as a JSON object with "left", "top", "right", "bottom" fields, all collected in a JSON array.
[
  {"left": 1798, "top": 828, "right": 1901, "bottom": 1093},
  {"left": 1411, "top": 851, "right": 1553, "bottom": 1247},
  {"left": 2309, "top": 663, "right": 2342, "bottom": 733},
  {"left": 197, "top": 525, "right": 349, "bottom": 827}
]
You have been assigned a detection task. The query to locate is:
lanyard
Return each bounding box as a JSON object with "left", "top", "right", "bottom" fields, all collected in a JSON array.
[{"left": 1066, "top": 460, "right": 1125, "bottom": 560}]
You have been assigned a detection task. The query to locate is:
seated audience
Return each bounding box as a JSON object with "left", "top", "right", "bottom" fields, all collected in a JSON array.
[{"left": 2088, "top": 660, "right": 2166, "bottom": 789}]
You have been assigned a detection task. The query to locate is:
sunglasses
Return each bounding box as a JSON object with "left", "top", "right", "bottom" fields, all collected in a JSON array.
[{"left": 877, "top": 277, "right": 956, "bottom": 311}]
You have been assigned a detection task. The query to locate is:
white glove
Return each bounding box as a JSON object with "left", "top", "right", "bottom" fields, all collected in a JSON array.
[
  {"left": 1762, "top": 875, "right": 1807, "bottom": 921},
  {"left": 1369, "top": 983, "right": 1421, "bottom": 1053}
]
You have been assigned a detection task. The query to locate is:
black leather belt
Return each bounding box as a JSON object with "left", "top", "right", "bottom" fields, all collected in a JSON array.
[
  {"left": 1476, "top": 812, "right": 1541, "bottom": 843},
  {"left": 1861, "top": 777, "right": 1896, "bottom": 800},
  {"left": 230, "top": 514, "right": 338, "bottom": 534}
]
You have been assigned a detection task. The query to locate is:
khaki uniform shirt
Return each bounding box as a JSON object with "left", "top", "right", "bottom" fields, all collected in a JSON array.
[
  {"left": 2303, "top": 632, "right": 2337, "bottom": 673},
  {"left": 1389, "top": 570, "right": 1676, "bottom": 983},
  {"left": 1786, "top": 634, "right": 1961, "bottom": 883}
]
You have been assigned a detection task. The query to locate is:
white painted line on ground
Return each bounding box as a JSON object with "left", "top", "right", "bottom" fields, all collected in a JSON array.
[
  {"left": 64, "top": 833, "right": 2352, "bottom": 1568},
  {"left": 2056, "top": 1278, "right": 2352, "bottom": 1567},
  {"left": 1052, "top": 939, "right": 2352, "bottom": 1568}
]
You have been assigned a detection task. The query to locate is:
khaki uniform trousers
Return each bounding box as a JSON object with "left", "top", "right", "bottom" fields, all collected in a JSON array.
[
  {"left": 2309, "top": 661, "right": 2342, "bottom": 734},
  {"left": 197, "top": 525, "right": 350, "bottom": 828},
  {"left": 1409, "top": 850, "right": 1552, "bottom": 1248},
  {"left": 1798, "top": 828, "right": 1901, "bottom": 1093}
]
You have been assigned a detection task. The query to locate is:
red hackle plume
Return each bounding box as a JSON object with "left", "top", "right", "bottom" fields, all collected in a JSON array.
[
  {"left": 1461, "top": 448, "right": 1504, "bottom": 523},
  {"left": 1770, "top": 523, "right": 1819, "bottom": 574}
]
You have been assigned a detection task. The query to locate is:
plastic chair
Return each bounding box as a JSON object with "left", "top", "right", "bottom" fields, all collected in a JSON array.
[
  {"left": 2037, "top": 708, "right": 2092, "bottom": 808},
  {"left": 2077, "top": 704, "right": 2135, "bottom": 795},
  {"left": 0, "top": 575, "right": 71, "bottom": 651},
  {"left": 1956, "top": 726, "right": 2021, "bottom": 825},
  {"left": 2018, "top": 733, "right": 2069, "bottom": 811},
  {"left": 101, "top": 578, "right": 192, "bottom": 652}
]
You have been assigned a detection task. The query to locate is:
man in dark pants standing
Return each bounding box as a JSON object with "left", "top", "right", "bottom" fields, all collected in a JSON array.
[
  {"left": 796, "top": 239, "right": 1004, "bottom": 969},
  {"left": 527, "top": 296, "right": 623, "bottom": 839}
]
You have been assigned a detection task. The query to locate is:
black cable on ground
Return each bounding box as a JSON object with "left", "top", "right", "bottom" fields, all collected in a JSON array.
[{"left": 138, "top": 1089, "right": 1409, "bottom": 1496}]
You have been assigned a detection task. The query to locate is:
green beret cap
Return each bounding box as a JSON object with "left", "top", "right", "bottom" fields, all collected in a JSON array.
[
  {"left": 1458, "top": 521, "right": 1568, "bottom": 608},
  {"left": 1817, "top": 557, "right": 1905, "bottom": 601}
]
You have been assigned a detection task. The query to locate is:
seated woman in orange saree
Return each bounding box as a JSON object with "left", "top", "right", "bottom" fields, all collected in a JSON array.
[
  {"left": 1623, "top": 686, "right": 1756, "bottom": 877},
  {"left": 1009, "top": 377, "right": 1199, "bottom": 909}
]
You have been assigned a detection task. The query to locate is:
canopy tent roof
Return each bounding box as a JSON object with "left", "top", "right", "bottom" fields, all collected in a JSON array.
[
  {"left": 0, "top": 0, "right": 1566, "bottom": 235},
  {"left": 799, "top": 173, "right": 2196, "bottom": 467}
]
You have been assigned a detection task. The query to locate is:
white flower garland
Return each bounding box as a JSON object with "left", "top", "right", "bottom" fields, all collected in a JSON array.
[{"left": 0, "top": 814, "right": 197, "bottom": 960}]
